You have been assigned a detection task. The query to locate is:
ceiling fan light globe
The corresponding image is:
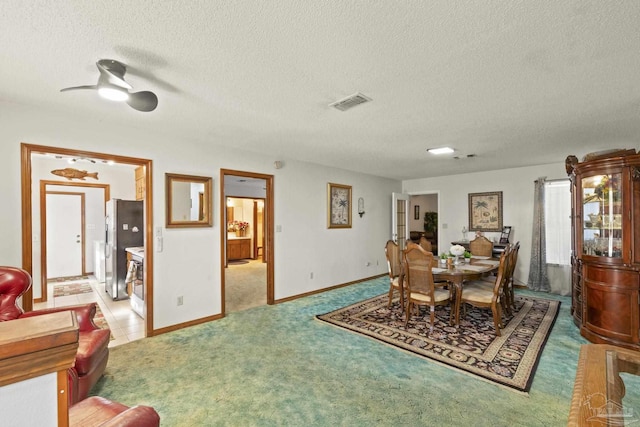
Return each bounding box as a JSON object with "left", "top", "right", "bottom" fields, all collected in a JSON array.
[{"left": 98, "top": 87, "right": 129, "bottom": 102}]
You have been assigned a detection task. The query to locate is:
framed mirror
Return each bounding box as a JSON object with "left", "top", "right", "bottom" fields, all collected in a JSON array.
[{"left": 166, "top": 173, "right": 213, "bottom": 228}]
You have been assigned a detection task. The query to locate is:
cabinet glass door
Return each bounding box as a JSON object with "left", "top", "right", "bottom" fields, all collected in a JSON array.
[{"left": 582, "top": 173, "right": 622, "bottom": 258}]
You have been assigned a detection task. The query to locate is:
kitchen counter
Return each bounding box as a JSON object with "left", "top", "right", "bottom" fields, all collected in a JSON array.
[{"left": 125, "top": 246, "right": 144, "bottom": 259}]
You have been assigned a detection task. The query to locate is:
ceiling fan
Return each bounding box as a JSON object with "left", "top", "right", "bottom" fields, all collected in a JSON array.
[{"left": 61, "top": 59, "right": 158, "bottom": 112}]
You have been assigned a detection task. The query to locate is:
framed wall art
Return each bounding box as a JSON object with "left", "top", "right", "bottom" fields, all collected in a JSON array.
[
  {"left": 327, "top": 182, "right": 352, "bottom": 228},
  {"left": 468, "top": 191, "right": 503, "bottom": 232},
  {"left": 414, "top": 205, "right": 420, "bottom": 220}
]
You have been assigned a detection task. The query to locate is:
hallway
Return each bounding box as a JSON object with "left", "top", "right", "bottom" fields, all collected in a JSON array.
[{"left": 225, "top": 259, "right": 267, "bottom": 313}]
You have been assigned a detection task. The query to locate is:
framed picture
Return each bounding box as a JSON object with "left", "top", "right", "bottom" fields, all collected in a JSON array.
[
  {"left": 499, "top": 226, "right": 512, "bottom": 244},
  {"left": 468, "top": 191, "right": 503, "bottom": 232},
  {"left": 414, "top": 205, "right": 420, "bottom": 220},
  {"left": 327, "top": 183, "right": 352, "bottom": 228}
]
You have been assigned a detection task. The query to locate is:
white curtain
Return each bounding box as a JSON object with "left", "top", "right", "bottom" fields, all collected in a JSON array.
[{"left": 544, "top": 179, "right": 571, "bottom": 295}]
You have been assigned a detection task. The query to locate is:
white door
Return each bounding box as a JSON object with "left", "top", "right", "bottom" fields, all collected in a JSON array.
[
  {"left": 391, "top": 192, "right": 410, "bottom": 249},
  {"left": 46, "top": 193, "right": 83, "bottom": 278}
]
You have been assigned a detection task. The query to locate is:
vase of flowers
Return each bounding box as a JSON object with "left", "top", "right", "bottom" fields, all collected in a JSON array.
[
  {"left": 228, "top": 220, "right": 249, "bottom": 237},
  {"left": 450, "top": 244, "right": 466, "bottom": 265}
]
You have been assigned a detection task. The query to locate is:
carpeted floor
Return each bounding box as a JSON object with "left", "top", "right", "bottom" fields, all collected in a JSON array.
[
  {"left": 92, "top": 277, "right": 591, "bottom": 426},
  {"left": 316, "top": 293, "right": 559, "bottom": 393}
]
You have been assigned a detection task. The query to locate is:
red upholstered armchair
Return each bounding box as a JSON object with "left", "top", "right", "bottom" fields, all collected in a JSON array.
[{"left": 0, "top": 266, "right": 110, "bottom": 404}]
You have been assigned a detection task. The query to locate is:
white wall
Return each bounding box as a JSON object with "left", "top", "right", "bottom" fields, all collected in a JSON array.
[
  {"left": 0, "top": 373, "right": 57, "bottom": 427},
  {"left": 0, "top": 101, "right": 400, "bottom": 330},
  {"left": 403, "top": 163, "right": 567, "bottom": 286}
]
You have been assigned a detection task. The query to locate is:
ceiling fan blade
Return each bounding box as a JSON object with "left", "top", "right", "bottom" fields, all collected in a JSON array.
[
  {"left": 127, "top": 91, "right": 158, "bottom": 112},
  {"left": 96, "top": 60, "right": 132, "bottom": 90},
  {"left": 60, "top": 85, "right": 98, "bottom": 92}
]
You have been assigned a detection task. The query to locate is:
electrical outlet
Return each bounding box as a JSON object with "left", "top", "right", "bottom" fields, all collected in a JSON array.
[
  {"left": 177, "top": 296, "right": 183, "bottom": 306},
  {"left": 310, "top": 272, "right": 314, "bottom": 279}
]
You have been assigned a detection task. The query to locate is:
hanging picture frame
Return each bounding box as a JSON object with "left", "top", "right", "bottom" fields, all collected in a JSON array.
[
  {"left": 327, "top": 183, "right": 352, "bottom": 228},
  {"left": 468, "top": 191, "right": 503, "bottom": 232}
]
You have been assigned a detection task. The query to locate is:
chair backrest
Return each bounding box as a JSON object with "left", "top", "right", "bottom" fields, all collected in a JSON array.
[
  {"left": 0, "top": 266, "right": 32, "bottom": 321},
  {"left": 403, "top": 244, "right": 437, "bottom": 296},
  {"left": 506, "top": 241, "right": 520, "bottom": 284},
  {"left": 490, "top": 247, "right": 512, "bottom": 298},
  {"left": 385, "top": 240, "right": 402, "bottom": 279},
  {"left": 418, "top": 236, "right": 433, "bottom": 253},
  {"left": 469, "top": 236, "right": 494, "bottom": 257}
]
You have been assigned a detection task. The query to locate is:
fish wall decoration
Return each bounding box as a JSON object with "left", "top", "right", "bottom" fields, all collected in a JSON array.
[{"left": 51, "top": 168, "right": 99, "bottom": 181}]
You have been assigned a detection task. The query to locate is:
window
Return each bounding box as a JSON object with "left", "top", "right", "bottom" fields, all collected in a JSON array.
[{"left": 544, "top": 180, "right": 571, "bottom": 265}]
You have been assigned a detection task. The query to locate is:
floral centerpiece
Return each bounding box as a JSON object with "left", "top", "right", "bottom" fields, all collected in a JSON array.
[
  {"left": 450, "top": 244, "right": 466, "bottom": 264},
  {"left": 227, "top": 220, "right": 249, "bottom": 236}
]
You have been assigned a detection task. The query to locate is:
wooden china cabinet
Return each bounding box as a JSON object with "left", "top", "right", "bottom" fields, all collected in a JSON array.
[{"left": 566, "top": 149, "right": 640, "bottom": 350}]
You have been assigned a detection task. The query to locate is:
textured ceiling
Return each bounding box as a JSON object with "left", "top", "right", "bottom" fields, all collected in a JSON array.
[{"left": 2, "top": 1, "right": 640, "bottom": 180}]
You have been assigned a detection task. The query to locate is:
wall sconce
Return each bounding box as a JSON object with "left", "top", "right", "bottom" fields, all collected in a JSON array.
[{"left": 358, "top": 197, "right": 365, "bottom": 217}]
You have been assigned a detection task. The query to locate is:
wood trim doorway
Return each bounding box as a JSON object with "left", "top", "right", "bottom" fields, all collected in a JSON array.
[
  {"left": 220, "top": 169, "right": 274, "bottom": 314},
  {"left": 20, "top": 143, "right": 156, "bottom": 337}
]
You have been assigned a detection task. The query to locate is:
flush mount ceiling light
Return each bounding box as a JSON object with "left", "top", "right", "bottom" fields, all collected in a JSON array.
[{"left": 427, "top": 147, "right": 455, "bottom": 155}]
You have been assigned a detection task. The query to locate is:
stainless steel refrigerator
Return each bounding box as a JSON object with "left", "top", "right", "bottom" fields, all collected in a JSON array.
[{"left": 105, "top": 199, "right": 144, "bottom": 300}]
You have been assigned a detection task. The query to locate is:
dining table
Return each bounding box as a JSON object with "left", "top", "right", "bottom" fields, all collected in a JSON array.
[{"left": 431, "top": 256, "right": 500, "bottom": 326}]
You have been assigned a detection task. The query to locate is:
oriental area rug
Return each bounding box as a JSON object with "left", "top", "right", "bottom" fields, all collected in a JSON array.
[
  {"left": 316, "top": 293, "right": 560, "bottom": 393},
  {"left": 93, "top": 304, "right": 115, "bottom": 340},
  {"left": 53, "top": 282, "right": 94, "bottom": 297}
]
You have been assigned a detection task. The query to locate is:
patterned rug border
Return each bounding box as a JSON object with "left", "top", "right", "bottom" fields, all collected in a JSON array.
[
  {"left": 316, "top": 293, "right": 560, "bottom": 394},
  {"left": 53, "top": 282, "right": 94, "bottom": 298},
  {"left": 47, "top": 275, "right": 89, "bottom": 283}
]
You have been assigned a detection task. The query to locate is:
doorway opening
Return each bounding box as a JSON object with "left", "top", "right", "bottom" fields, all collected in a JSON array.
[
  {"left": 20, "top": 143, "right": 155, "bottom": 342},
  {"left": 392, "top": 191, "right": 440, "bottom": 253},
  {"left": 40, "top": 181, "right": 110, "bottom": 301},
  {"left": 220, "top": 169, "right": 274, "bottom": 315}
]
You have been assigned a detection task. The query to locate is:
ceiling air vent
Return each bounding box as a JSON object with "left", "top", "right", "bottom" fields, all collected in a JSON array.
[{"left": 329, "top": 92, "right": 372, "bottom": 111}]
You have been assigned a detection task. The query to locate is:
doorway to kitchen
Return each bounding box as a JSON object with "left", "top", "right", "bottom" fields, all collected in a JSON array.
[
  {"left": 20, "top": 143, "right": 154, "bottom": 342},
  {"left": 220, "top": 169, "right": 274, "bottom": 315}
]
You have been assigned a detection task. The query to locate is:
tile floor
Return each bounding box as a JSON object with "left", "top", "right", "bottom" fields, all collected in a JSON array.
[{"left": 34, "top": 276, "right": 145, "bottom": 348}]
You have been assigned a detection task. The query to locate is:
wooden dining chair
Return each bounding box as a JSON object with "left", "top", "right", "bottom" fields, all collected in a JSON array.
[
  {"left": 418, "top": 236, "right": 433, "bottom": 254},
  {"left": 385, "top": 240, "right": 404, "bottom": 310},
  {"left": 503, "top": 241, "right": 520, "bottom": 314},
  {"left": 469, "top": 236, "right": 493, "bottom": 257},
  {"left": 459, "top": 249, "right": 510, "bottom": 336},
  {"left": 403, "top": 244, "right": 452, "bottom": 331}
]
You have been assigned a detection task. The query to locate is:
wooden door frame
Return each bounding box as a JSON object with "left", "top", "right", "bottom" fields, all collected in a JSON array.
[
  {"left": 21, "top": 143, "right": 155, "bottom": 337},
  {"left": 39, "top": 181, "right": 110, "bottom": 303},
  {"left": 253, "top": 199, "right": 266, "bottom": 262},
  {"left": 220, "top": 169, "right": 274, "bottom": 314}
]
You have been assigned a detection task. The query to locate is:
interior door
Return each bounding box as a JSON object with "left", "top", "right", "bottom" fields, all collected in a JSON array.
[
  {"left": 392, "top": 192, "right": 410, "bottom": 249},
  {"left": 46, "top": 192, "right": 84, "bottom": 278}
]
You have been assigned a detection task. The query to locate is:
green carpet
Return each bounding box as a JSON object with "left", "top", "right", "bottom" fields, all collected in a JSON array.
[{"left": 92, "top": 277, "right": 588, "bottom": 426}]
